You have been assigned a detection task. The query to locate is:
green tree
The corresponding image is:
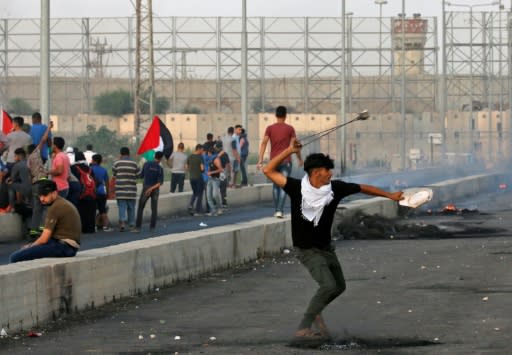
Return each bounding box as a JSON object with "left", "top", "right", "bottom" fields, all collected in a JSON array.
[
  {"left": 140, "top": 95, "right": 170, "bottom": 114},
  {"left": 8, "top": 97, "right": 33, "bottom": 115},
  {"left": 182, "top": 105, "right": 202, "bottom": 114},
  {"left": 250, "top": 98, "right": 274, "bottom": 113},
  {"left": 74, "top": 125, "right": 134, "bottom": 159},
  {"left": 94, "top": 89, "right": 133, "bottom": 116}
]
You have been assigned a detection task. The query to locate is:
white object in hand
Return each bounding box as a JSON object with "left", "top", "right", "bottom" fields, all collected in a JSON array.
[{"left": 399, "top": 188, "right": 433, "bottom": 208}]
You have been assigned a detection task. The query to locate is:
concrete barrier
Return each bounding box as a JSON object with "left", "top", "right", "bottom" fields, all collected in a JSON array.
[
  {"left": 0, "top": 214, "right": 24, "bottom": 242},
  {"left": 0, "top": 184, "right": 273, "bottom": 242},
  {"left": 0, "top": 172, "right": 504, "bottom": 333},
  {"left": 0, "top": 217, "right": 291, "bottom": 332}
]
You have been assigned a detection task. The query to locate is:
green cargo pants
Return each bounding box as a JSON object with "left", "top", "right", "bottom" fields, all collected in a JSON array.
[{"left": 296, "top": 245, "right": 346, "bottom": 330}]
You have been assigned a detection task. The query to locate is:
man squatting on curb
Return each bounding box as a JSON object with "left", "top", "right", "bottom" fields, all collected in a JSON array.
[{"left": 263, "top": 140, "right": 403, "bottom": 340}]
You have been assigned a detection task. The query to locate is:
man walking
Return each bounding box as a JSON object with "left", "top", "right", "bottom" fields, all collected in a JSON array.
[
  {"left": 263, "top": 140, "right": 402, "bottom": 342},
  {"left": 133, "top": 151, "right": 164, "bottom": 232},
  {"left": 10, "top": 179, "right": 81, "bottom": 263},
  {"left": 112, "top": 147, "right": 140, "bottom": 231},
  {"left": 258, "top": 105, "right": 303, "bottom": 218}
]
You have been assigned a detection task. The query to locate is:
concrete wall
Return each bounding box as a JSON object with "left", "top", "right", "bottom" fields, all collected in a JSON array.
[
  {"left": 0, "top": 183, "right": 273, "bottom": 242},
  {"left": 0, "top": 217, "right": 291, "bottom": 332},
  {"left": 0, "top": 172, "right": 504, "bottom": 333}
]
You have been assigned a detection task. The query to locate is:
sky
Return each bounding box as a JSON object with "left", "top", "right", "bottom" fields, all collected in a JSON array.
[{"left": 1, "top": 0, "right": 504, "bottom": 20}]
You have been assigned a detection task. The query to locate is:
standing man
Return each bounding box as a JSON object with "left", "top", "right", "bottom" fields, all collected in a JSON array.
[
  {"left": 90, "top": 153, "right": 112, "bottom": 232},
  {"left": 112, "top": 147, "right": 140, "bottom": 231},
  {"left": 27, "top": 122, "right": 51, "bottom": 238},
  {"left": 9, "top": 179, "right": 81, "bottom": 263},
  {"left": 167, "top": 142, "right": 187, "bottom": 193},
  {"left": 48, "top": 137, "right": 70, "bottom": 198},
  {"left": 133, "top": 151, "right": 164, "bottom": 232},
  {"left": 205, "top": 144, "right": 224, "bottom": 216},
  {"left": 239, "top": 128, "right": 249, "bottom": 186},
  {"left": 230, "top": 124, "right": 242, "bottom": 187},
  {"left": 221, "top": 127, "right": 234, "bottom": 188},
  {"left": 7, "top": 148, "right": 32, "bottom": 211},
  {"left": 258, "top": 105, "right": 303, "bottom": 218},
  {"left": 30, "top": 112, "right": 51, "bottom": 163},
  {"left": 216, "top": 141, "right": 230, "bottom": 208},
  {"left": 186, "top": 144, "right": 205, "bottom": 216},
  {"left": 83, "top": 144, "right": 96, "bottom": 165},
  {"left": 6, "top": 116, "right": 32, "bottom": 171},
  {"left": 263, "top": 141, "right": 403, "bottom": 341}
]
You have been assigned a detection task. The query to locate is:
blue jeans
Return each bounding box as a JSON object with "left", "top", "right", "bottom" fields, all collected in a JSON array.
[
  {"left": 206, "top": 177, "right": 222, "bottom": 213},
  {"left": 273, "top": 162, "right": 292, "bottom": 213},
  {"left": 117, "top": 199, "right": 136, "bottom": 226},
  {"left": 240, "top": 155, "right": 248, "bottom": 185},
  {"left": 10, "top": 238, "right": 77, "bottom": 263}
]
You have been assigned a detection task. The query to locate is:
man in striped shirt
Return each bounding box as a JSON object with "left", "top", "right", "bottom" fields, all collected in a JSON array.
[{"left": 112, "top": 147, "right": 140, "bottom": 231}]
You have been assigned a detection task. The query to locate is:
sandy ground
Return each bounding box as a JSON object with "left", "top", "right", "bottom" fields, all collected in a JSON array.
[{"left": 1, "top": 192, "right": 512, "bottom": 354}]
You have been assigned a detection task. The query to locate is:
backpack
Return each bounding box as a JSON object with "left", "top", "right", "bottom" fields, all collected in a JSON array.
[{"left": 75, "top": 165, "right": 96, "bottom": 200}]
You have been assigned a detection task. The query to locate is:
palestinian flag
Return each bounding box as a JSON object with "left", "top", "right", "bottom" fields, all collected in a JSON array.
[
  {"left": 1, "top": 108, "right": 13, "bottom": 135},
  {"left": 137, "top": 116, "right": 173, "bottom": 161}
]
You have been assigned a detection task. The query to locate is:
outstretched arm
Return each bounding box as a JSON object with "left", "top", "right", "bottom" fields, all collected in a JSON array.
[
  {"left": 37, "top": 121, "right": 52, "bottom": 150},
  {"left": 360, "top": 184, "right": 403, "bottom": 201},
  {"left": 262, "top": 140, "right": 302, "bottom": 188}
]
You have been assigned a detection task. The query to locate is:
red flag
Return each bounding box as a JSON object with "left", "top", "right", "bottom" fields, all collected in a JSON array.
[{"left": 1, "top": 109, "right": 13, "bottom": 135}]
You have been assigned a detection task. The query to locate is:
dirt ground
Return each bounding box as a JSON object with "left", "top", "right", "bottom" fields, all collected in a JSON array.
[{"left": 1, "top": 191, "right": 512, "bottom": 354}]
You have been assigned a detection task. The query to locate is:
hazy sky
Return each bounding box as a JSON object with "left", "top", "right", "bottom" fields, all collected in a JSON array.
[{"left": 1, "top": 0, "right": 503, "bottom": 20}]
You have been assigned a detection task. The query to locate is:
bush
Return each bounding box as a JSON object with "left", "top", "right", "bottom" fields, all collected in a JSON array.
[
  {"left": 182, "top": 105, "right": 202, "bottom": 114},
  {"left": 74, "top": 125, "right": 134, "bottom": 159},
  {"left": 250, "top": 98, "right": 274, "bottom": 113},
  {"left": 94, "top": 89, "right": 133, "bottom": 116},
  {"left": 8, "top": 97, "right": 33, "bottom": 115},
  {"left": 140, "top": 95, "right": 170, "bottom": 114}
]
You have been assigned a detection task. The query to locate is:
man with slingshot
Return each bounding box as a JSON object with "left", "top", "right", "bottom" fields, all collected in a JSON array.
[{"left": 263, "top": 139, "right": 403, "bottom": 342}]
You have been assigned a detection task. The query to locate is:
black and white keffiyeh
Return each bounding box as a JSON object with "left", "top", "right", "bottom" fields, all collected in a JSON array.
[{"left": 300, "top": 174, "right": 334, "bottom": 226}]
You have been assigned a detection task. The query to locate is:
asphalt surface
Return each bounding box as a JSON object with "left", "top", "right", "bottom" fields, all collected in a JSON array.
[{"left": 1, "top": 191, "right": 512, "bottom": 354}]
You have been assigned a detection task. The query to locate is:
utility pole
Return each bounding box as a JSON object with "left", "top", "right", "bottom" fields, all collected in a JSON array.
[
  {"left": 134, "top": 0, "right": 155, "bottom": 140},
  {"left": 40, "top": 0, "right": 50, "bottom": 124}
]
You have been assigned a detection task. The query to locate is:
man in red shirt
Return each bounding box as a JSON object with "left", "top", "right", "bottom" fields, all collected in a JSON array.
[{"left": 257, "top": 106, "right": 303, "bottom": 218}]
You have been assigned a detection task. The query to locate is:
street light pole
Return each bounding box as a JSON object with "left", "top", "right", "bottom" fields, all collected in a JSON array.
[
  {"left": 241, "top": 0, "right": 248, "bottom": 131},
  {"left": 339, "top": 0, "right": 346, "bottom": 176},
  {"left": 375, "top": 0, "right": 387, "bottom": 76}
]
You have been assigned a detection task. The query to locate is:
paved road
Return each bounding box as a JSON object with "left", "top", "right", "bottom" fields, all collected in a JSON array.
[{"left": 1, "top": 192, "right": 512, "bottom": 354}]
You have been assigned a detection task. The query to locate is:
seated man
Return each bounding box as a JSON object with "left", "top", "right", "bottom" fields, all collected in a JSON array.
[
  {"left": 10, "top": 179, "right": 81, "bottom": 263},
  {"left": 7, "top": 148, "right": 33, "bottom": 210}
]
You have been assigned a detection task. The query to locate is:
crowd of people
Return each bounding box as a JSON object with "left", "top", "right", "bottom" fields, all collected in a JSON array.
[{"left": 0, "top": 112, "right": 253, "bottom": 261}]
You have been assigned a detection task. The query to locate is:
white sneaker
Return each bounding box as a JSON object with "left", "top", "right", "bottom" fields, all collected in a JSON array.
[{"left": 274, "top": 211, "right": 284, "bottom": 218}]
